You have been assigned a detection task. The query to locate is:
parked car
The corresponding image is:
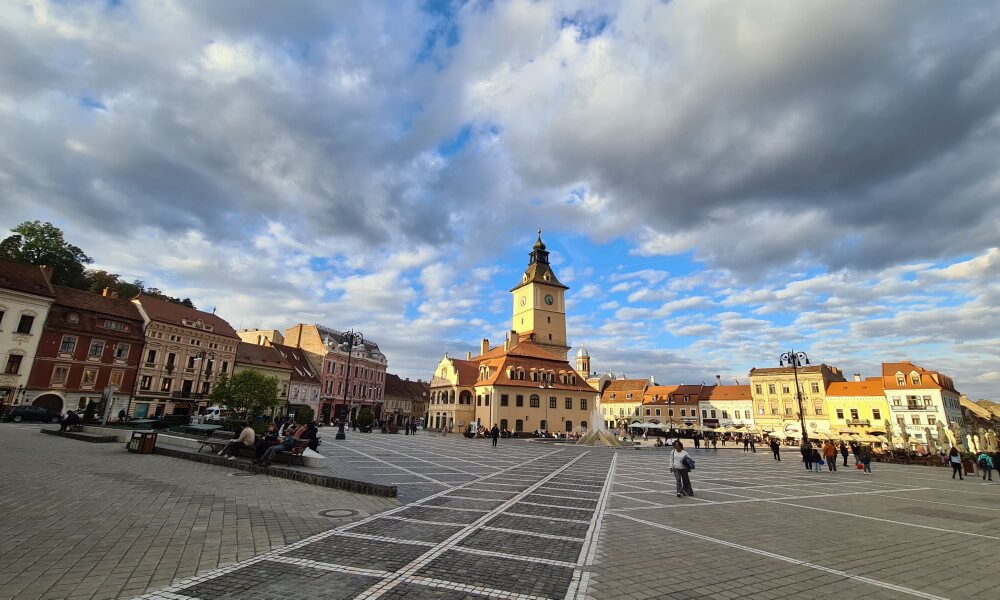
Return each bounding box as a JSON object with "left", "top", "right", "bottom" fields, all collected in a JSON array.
[{"left": 1, "top": 405, "right": 63, "bottom": 423}]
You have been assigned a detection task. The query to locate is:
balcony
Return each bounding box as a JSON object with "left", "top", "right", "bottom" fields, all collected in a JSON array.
[
  {"left": 905, "top": 404, "right": 935, "bottom": 411},
  {"left": 170, "top": 391, "right": 205, "bottom": 400},
  {"left": 845, "top": 419, "right": 870, "bottom": 426}
]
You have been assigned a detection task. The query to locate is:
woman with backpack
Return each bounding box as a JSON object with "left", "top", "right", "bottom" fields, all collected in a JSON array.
[
  {"left": 670, "top": 440, "right": 695, "bottom": 497},
  {"left": 949, "top": 447, "right": 964, "bottom": 480},
  {"left": 976, "top": 451, "right": 994, "bottom": 481}
]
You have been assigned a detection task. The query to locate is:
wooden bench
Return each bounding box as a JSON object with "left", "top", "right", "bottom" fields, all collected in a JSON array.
[
  {"left": 278, "top": 439, "right": 310, "bottom": 465},
  {"left": 198, "top": 430, "right": 235, "bottom": 453}
]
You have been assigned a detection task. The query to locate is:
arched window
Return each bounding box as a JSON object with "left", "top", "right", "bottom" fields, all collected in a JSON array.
[
  {"left": 910, "top": 371, "right": 920, "bottom": 385},
  {"left": 515, "top": 419, "right": 524, "bottom": 432},
  {"left": 581, "top": 421, "right": 587, "bottom": 429},
  {"left": 895, "top": 372, "right": 905, "bottom": 386},
  {"left": 530, "top": 371, "right": 537, "bottom": 382},
  {"left": 500, "top": 418, "right": 508, "bottom": 430},
  {"left": 565, "top": 420, "right": 573, "bottom": 432},
  {"left": 508, "top": 368, "right": 515, "bottom": 379}
]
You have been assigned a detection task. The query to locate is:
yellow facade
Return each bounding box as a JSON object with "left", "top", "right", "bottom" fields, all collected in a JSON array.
[
  {"left": 825, "top": 379, "right": 890, "bottom": 436},
  {"left": 509, "top": 232, "right": 569, "bottom": 360},
  {"left": 749, "top": 365, "right": 845, "bottom": 438},
  {"left": 428, "top": 355, "right": 475, "bottom": 431}
]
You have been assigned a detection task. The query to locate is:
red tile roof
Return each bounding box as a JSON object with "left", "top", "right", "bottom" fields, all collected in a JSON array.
[
  {"left": 704, "top": 384, "right": 753, "bottom": 401},
  {"left": 53, "top": 286, "right": 143, "bottom": 321},
  {"left": 881, "top": 361, "right": 957, "bottom": 392},
  {"left": 826, "top": 380, "right": 885, "bottom": 397},
  {"left": 0, "top": 258, "right": 54, "bottom": 297},
  {"left": 236, "top": 342, "right": 292, "bottom": 371},
  {"left": 134, "top": 294, "right": 238, "bottom": 338},
  {"left": 270, "top": 343, "right": 321, "bottom": 383}
]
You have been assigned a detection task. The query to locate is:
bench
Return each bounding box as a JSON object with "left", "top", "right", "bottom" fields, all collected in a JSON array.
[
  {"left": 275, "top": 439, "right": 311, "bottom": 466},
  {"left": 198, "top": 430, "right": 235, "bottom": 453},
  {"left": 64, "top": 423, "right": 84, "bottom": 432}
]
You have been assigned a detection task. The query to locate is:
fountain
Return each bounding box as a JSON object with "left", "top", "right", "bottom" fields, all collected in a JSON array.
[{"left": 576, "top": 407, "right": 625, "bottom": 447}]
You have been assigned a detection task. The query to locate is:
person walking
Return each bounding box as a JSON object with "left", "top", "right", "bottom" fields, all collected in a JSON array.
[
  {"left": 851, "top": 442, "right": 861, "bottom": 466},
  {"left": 859, "top": 445, "right": 873, "bottom": 474},
  {"left": 976, "top": 451, "right": 994, "bottom": 481},
  {"left": 800, "top": 440, "right": 813, "bottom": 471},
  {"left": 949, "top": 447, "right": 963, "bottom": 480},
  {"left": 670, "top": 441, "right": 695, "bottom": 497},
  {"left": 490, "top": 424, "right": 500, "bottom": 447},
  {"left": 839, "top": 441, "right": 849, "bottom": 467},
  {"left": 770, "top": 438, "right": 781, "bottom": 461},
  {"left": 743, "top": 437, "right": 750, "bottom": 452},
  {"left": 822, "top": 441, "right": 838, "bottom": 472},
  {"left": 711, "top": 436, "right": 718, "bottom": 450},
  {"left": 693, "top": 434, "right": 700, "bottom": 449},
  {"left": 749, "top": 436, "right": 756, "bottom": 453}
]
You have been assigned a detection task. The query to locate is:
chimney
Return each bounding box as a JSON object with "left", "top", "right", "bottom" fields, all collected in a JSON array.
[
  {"left": 715, "top": 374, "right": 722, "bottom": 385},
  {"left": 481, "top": 338, "right": 489, "bottom": 356},
  {"left": 466, "top": 351, "right": 472, "bottom": 360},
  {"left": 102, "top": 287, "right": 110, "bottom": 297},
  {"left": 734, "top": 378, "right": 739, "bottom": 385},
  {"left": 854, "top": 373, "right": 861, "bottom": 382}
]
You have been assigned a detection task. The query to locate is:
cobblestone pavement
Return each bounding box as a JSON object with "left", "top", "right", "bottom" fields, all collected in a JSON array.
[
  {"left": 0, "top": 424, "right": 395, "bottom": 600},
  {"left": 141, "top": 435, "right": 999, "bottom": 600}
]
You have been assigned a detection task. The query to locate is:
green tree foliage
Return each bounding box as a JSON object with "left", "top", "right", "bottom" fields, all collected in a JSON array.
[
  {"left": 289, "top": 404, "right": 314, "bottom": 424},
  {"left": 0, "top": 220, "right": 92, "bottom": 287},
  {"left": 209, "top": 370, "right": 280, "bottom": 421},
  {"left": 1, "top": 220, "right": 194, "bottom": 307},
  {"left": 356, "top": 407, "right": 375, "bottom": 430}
]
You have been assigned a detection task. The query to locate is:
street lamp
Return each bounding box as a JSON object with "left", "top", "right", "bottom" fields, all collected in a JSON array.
[
  {"left": 779, "top": 350, "right": 811, "bottom": 448},
  {"left": 335, "top": 330, "right": 364, "bottom": 441},
  {"left": 192, "top": 350, "right": 214, "bottom": 414}
]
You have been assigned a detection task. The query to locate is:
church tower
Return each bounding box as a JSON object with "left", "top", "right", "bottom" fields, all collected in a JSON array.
[
  {"left": 575, "top": 347, "right": 591, "bottom": 376},
  {"left": 510, "top": 230, "right": 569, "bottom": 359}
]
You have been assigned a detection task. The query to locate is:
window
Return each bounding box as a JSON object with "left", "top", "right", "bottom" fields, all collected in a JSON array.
[
  {"left": 645, "top": 408, "right": 651, "bottom": 416},
  {"left": 927, "top": 416, "right": 936, "bottom": 425},
  {"left": 721, "top": 410, "right": 728, "bottom": 419},
  {"left": 872, "top": 409, "right": 881, "bottom": 420},
  {"left": 922, "top": 395, "right": 932, "bottom": 407},
  {"left": 668, "top": 409, "right": 674, "bottom": 416},
  {"left": 140, "top": 375, "right": 152, "bottom": 390},
  {"left": 104, "top": 320, "right": 125, "bottom": 331},
  {"left": 515, "top": 419, "right": 523, "bottom": 432},
  {"left": 770, "top": 404, "right": 778, "bottom": 415},
  {"left": 161, "top": 378, "right": 172, "bottom": 392},
  {"left": 109, "top": 370, "right": 124, "bottom": 386},
  {"left": 785, "top": 406, "right": 793, "bottom": 416},
  {"left": 221, "top": 361, "right": 228, "bottom": 373},
  {"left": 892, "top": 396, "right": 901, "bottom": 406},
  {"left": 82, "top": 367, "right": 98, "bottom": 386},
  {"left": 680, "top": 409, "right": 686, "bottom": 417},
  {"left": 476, "top": 395, "right": 482, "bottom": 406},
  {"left": 755, "top": 384, "right": 762, "bottom": 394},
  {"left": 187, "top": 355, "right": 196, "bottom": 369},
  {"left": 16, "top": 314, "right": 35, "bottom": 334},
  {"left": 52, "top": 365, "right": 70, "bottom": 384},
  {"left": 516, "top": 395, "right": 524, "bottom": 407},
  {"left": 897, "top": 416, "right": 906, "bottom": 426},
  {"left": 911, "top": 372, "right": 920, "bottom": 385},
  {"left": 811, "top": 382, "right": 819, "bottom": 393},
  {"left": 114, "top": 343, "right": 129, "bottom": 359},
  {"left": 911, "top": 415, "right": 921, "bottom": 426},
  {"left": 500, "top": 394, "right": 509, "bottom": 407},
  {"left": 548, "top": 397, "right": 556, "bottom": 409},
  {"left": 500, "top": 419, "right": 508, "bottom": 430},
  {"left": 814, "top": 404, "right": 823, "bottom": 416},
  {"left": 529, "top": 395, "right": 540, "bottom": 408},
  {"left": 896, "top": 373, "right": 905, "bottom": 386},
  {"left": 758, "top": 407, "right": 765, "bottom": 415},
  {"left": 60, "top": 335, "right": 78, "bottom": 354},
  {"left": 4, "top": 354, "right": 22, "bottom": 374},
  {"left": 566, "top": 398, "right": 573, "bottom": 409},
  {"left": 768, "top": 384, "right": 776, "bottom": 394},
  {"left": 0, "top": 309, "right": 5, "bottom": 326},
  {"left": 87, "top": 339, "right": 104, "bottom": 358},
  {"left": 836, "top": 409, "right": 844, "bottom": 419},
  {"left": 781, "top": 385, "right": 790, "bottom": 394},
  {"left": 850, "top": 409, "right": 859, "bottom": 420}
]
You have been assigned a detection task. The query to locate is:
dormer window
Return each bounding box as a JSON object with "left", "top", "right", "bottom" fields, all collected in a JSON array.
[
  {"left": 67, "top": 313, "right": 80, "bottom": 324},
  {"left": 910, "top": 372, "right": 920, "bottom": 385},
  {"left": 105, "top": 320, "right": 125, "bottom": 331},
  {"left": 895, "top": 372, "right": 905, "bottom": 386}
]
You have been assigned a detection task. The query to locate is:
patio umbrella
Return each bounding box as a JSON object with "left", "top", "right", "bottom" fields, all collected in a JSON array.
[
  {"left": 924, "top": 427, "right": 937, "bottom": 454},
  {"left": 884, "top": 420, "right": 895, "bottom": 449}
]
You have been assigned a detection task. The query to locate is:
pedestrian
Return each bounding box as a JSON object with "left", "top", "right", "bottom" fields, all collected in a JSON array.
[
  {"left": 117, "top": 408, "right": 127, "bottom": 424},
  {"left": 822, "top": 441, "right": 838, "bottom": 472},
  {"left": 491, "top": 424, "right": 500, "bottom": 448},
  {"left": 976, "top": 451, "right": 994, "bottom": 481},
  {"left": 743, "top": 437, "right": 750, "bottom": 453},
  {"left": 800, "top": 440, "right": 813, "bottom": 471},
  {"left": 693, "top": 434, "right": 700, "bottom": 449},
  {"left": 712, "top": 436, "right": 718, "bottom": 450},
  {"left": 750, "top": 436, "right": 756, "bottom": 453},
  {"left": 851, "top": 442, "right": 861, "bottom": 466},
  {"left": 839, "top": 441, "right": 849, "bottom": 467},
  {"left": 770, "top": 438, "right": 781, "bottom": 461},
  {"left": 220, "top": 422, "right": 256, "bottom": 460},
  {"left": 59, "top": 410, "right": 81, "bottom": 431},
  {"left": 949, "top": 447, "right": 963, "bottom": 480},
  {"left": 670, "top": 440, "right": 695, "bottom": 497},
  {"left": 859, "top": 445, "right": 872, "bottom": 474},
  {"left": 811, "top": 446, "right": 823, "bottom": 473}
]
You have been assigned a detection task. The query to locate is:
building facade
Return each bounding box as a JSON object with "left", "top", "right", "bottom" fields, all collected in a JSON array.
[
  {"left": 699, "top": 384, "right": 755, "bottom": 430},
  {"left": 284, "top": 324, "right": 387, "bottom": 425},
  {"left": 824, "top": 376, "right": 890, "bottom": 437},
  {"left": 129, "top": 295, "right": 239, "bottom": 418},
  {"left": 749, "top": 364, "right": 845, "bottom": 439},
  {"left": 383, "top": 373, "right": 429, "bottom": 426},
  {"left": 600, "top": 378, "right": 649, "bottom": 430},
  {"left": 429, "top": 233, "right": 599, "bottom": 434},
  {"left": 234, "top": 341, "right": 293, "bottom": 413},
  {"left": 26, "top": 287, "right": 144, "bottom": 416},
  {"left": 0, "top": 259, "right": 54, "bottom": 411},
  {"left": 882, "top": 361, "right": 963, "bottom": 448},
  {"left": 236, "top": 328, "right": 323, "bottom": 419}
]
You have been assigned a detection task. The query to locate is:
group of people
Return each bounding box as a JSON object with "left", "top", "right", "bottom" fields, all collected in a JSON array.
[
  {"left": 798, "top": 439, "right": 873, "bottom": 473},
  {"left": 218, "top": 417, "right": 320, "bottom": 466},
  {"left": 947, "top": 447, "right": 996, "bottom": 481}
]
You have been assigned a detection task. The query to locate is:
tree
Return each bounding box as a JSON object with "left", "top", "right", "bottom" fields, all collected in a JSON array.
[
  {"left": 82, "top": 269, "right": 143, "bottom": 299},
  {"left": 356, "top": 407, "right": 375, "bottom": 431},
  {"left": 0, "top": 220, "right": 92, "bottom": 287},
  {"left": 290, "top": 404, "right": 314, "bottom": 424},
  {"left": 209, "top": 370, "right": 280, "bottom": 421}
]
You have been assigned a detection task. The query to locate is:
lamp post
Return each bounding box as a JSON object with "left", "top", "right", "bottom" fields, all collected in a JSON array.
[
  {"left": 335, "top": 330, "right": 364, "bottom": 441},
  {"left": 779, "top": 350, "right": 811, "bottom": 448},
  {"left": 192, "top": 350, "right": 214, "bottom": 416}
]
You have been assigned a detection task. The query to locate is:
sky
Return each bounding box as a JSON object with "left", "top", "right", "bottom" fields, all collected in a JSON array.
[{"left": 1, "top": 0, "right": 999, "bottom": 399}]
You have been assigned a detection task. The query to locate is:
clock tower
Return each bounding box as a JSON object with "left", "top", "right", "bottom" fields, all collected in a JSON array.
[{"left": 510, "top": 230, "right": 570, "bottom": 359}]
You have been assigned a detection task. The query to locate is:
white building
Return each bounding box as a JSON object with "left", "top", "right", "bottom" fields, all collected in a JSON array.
[
  {"left": 882, "top": 361, "right": 963, "bottom": 446},
  {"left": 700, "top": 384, "right": 755, "bottom": 430},
  {"left": 0, "top": 260, "right": 54, "bottom": 409}
]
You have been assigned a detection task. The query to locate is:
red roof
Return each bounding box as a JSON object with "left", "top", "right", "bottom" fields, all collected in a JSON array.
[
  {"left": 0, "top": 258, "right": 54, "bottom": 298},
  {"left": 134, "top": 294, "right": 238, "bottom": 338},
  {"left": 53, "top": 286, "right": 142, "bottom": 321},
  {"left": 704, "top": 385, "right": 753, "bottom": 401},
  {"left": 826, "top": 380, "right": 885, "bottom": 397},
  {"left": 271, "top": 343, "right": 321, "bottom": 383},
  {"left": 236, "top": 342, "right": 292, "bottom": 371},
  {"left": 882, "top": 361, "right": 957, "bottom": 393}
]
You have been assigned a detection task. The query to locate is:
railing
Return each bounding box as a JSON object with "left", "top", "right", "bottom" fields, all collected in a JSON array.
[
  {"left": 170, "top": 391, "right": 204, "bottom": 400},
  {"left": 845, "top": 419, "right": 870, "bottom": 426}
]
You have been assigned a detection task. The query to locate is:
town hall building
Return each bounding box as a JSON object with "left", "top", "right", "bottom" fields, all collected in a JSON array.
[{"left": 429, "top": 232, "right": 598, "bottom": 434}]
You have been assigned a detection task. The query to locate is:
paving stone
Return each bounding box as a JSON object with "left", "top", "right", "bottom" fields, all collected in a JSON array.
[
  {"left": 459, "top": 528, "right": 583, "bottom": 563},
  {"left": 415, "top": 549, "right": 575, "bottom": 598},
  {"left": 177, "top": 560, "right": 379, "bottom": 599},
  {"left": 285, "top": 535, "right": 428, "bottom": 571}
]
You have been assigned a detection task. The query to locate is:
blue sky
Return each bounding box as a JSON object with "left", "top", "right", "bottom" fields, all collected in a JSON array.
[{"left": 1, "top": 0, "right": 998, "bottom": 398}]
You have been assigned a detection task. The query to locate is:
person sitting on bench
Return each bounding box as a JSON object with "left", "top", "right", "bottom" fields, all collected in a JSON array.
[
  {"left": 60, "top": 410, "right": 81, "bottom": 431},
  {"left": 257, "top": 434, "right": 296, "bottom": 466},
  {"left": 251, "top": 422, "right": 280, "bottom": 463},
  {"left": 219, "top": 423, "right": 256, "bottom": 459}
]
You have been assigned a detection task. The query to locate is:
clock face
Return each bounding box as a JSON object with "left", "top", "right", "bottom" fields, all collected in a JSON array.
[
  {"left": 544, "top": 294, "right": 555, "bottom": 305},
  {"left": 520, "top": 295, "right": 527, "bottom": 306}
]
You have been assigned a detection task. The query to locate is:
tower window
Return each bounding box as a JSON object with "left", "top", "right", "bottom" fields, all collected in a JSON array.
[{"left": 547, "top": 317, "right": 551, "bottom": 323}]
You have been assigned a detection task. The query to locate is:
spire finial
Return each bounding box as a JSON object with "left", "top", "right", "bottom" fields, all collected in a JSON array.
[{"left": 537, "top": 226, "right": 542, "bottom": 237}]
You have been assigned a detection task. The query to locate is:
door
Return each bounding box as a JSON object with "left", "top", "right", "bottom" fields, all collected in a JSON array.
[{"left": 134, "top": 403, "right": 149, "bottom": 419}]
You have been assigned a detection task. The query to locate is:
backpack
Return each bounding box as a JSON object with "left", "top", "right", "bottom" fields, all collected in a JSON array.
[
  {"left": 979, "top": 457, "right": 987, "bottom": 468},
  {"left": 682, "top": 455, "right": 695, "bottom": 470}
]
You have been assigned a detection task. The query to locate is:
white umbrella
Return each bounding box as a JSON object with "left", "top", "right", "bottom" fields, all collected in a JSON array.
[{"left": 924, "top": 427, "right": 937, "bottom": 454}]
